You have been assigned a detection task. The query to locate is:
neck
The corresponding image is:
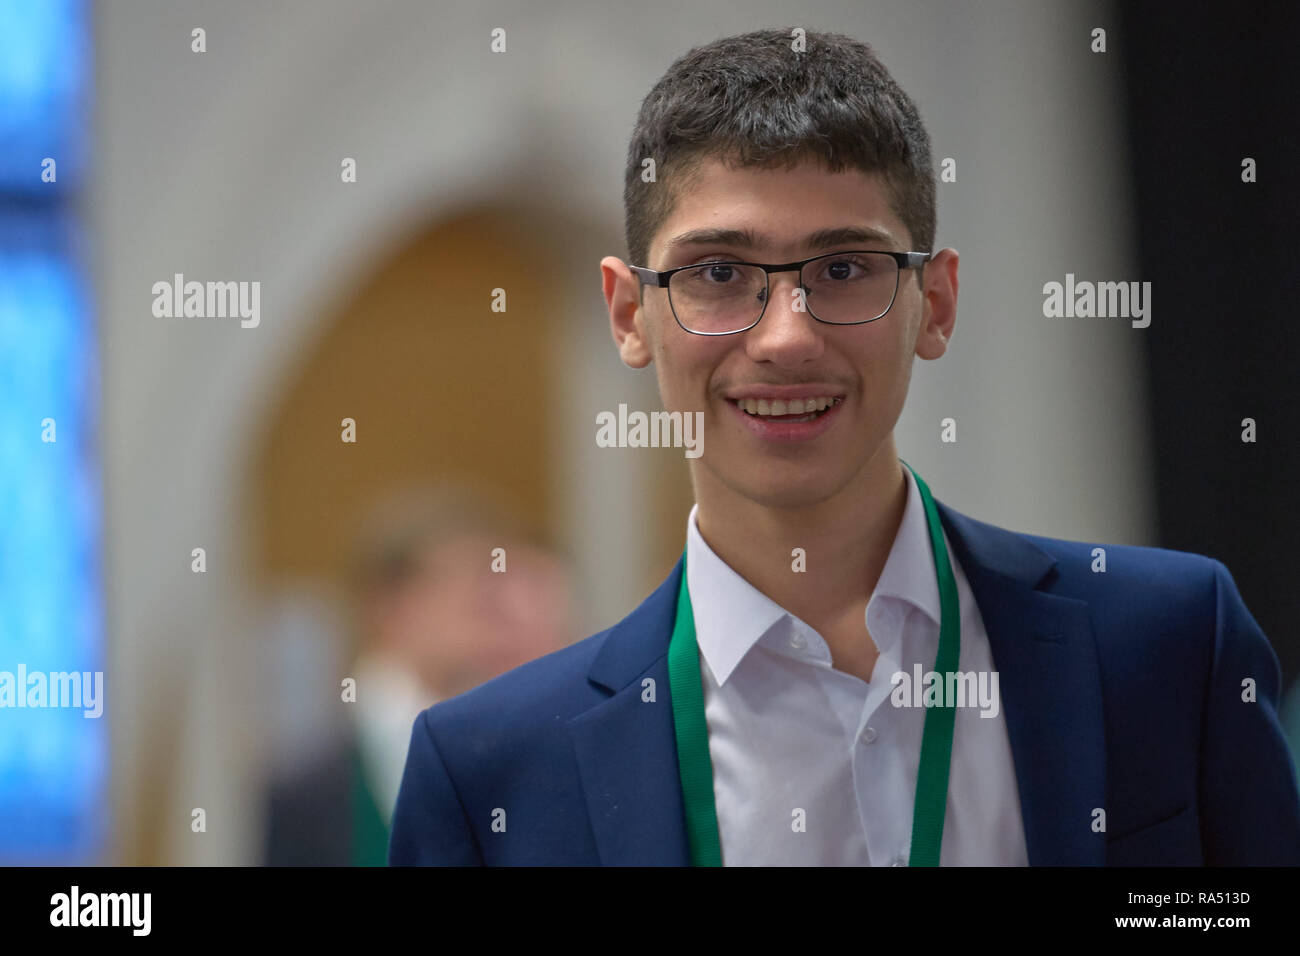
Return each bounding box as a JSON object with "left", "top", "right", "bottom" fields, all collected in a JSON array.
[{"left": 692, "top": 441, "right": 907, "bottom": 633}]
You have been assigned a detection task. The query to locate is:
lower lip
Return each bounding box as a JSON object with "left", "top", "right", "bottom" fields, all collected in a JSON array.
[{"left": 726, "top": 398, "right": 844, "bottom": 442}]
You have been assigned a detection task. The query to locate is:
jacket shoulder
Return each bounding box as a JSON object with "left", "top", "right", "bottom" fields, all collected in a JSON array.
[
  {"left": 943, "top": 501, "right": 1225, "bottom": 599},
  {"left": 420, "top": 625, "right": 616, "bottom": 742}
]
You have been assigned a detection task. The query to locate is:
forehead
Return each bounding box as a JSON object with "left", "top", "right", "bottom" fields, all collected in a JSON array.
[{"left": 653, "top": 158, "right": 908, "bottom": 263}]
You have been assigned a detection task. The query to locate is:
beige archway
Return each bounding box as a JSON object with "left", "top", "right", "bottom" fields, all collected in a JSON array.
[{"left": 248, "top": 208, "right": 557, "bottom": 597}]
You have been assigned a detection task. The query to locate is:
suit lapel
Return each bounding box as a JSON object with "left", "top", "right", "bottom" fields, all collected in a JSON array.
[
  {"left": 935, "top": 499, "right": 1108, "bottom": 865},
  {"left": 568, "top": 561, "right": 691, "bottom": 865}
]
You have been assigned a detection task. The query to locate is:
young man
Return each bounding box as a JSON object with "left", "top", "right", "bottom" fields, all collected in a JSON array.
[{"left": 389, "top": 28, "right": 1300, "bottom": 865}]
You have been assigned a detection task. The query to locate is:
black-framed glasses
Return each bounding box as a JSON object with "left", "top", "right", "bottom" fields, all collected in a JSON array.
[{"left": 629, "top": 250, "right": 931, "bottom": 335}]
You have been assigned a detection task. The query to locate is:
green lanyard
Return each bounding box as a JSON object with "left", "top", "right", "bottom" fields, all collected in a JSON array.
[{"left": 667, "top": 459, "right": 960, "bottom": 866}]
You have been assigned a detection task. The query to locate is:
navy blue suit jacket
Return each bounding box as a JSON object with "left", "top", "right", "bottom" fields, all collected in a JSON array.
[{"left": 389, "top": 498, "right": 1300, "bottom": 865}]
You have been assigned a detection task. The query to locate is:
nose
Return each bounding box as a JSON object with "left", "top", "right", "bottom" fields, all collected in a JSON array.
[{"left": 743, "top": 271, "right": 825, "bottom": 366}]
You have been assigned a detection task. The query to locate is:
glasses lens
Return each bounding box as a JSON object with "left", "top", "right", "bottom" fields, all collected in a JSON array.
[
  {"left": 668, "top": 262, "right": 767, "bottom": 334},
  {"left": 800, "top": 252, "right": 900, "bottom": 323}
]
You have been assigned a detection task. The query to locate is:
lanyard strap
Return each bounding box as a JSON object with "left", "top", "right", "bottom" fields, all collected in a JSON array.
[{"left": 667, "top": 459, "right": 960, "bottom": 866}]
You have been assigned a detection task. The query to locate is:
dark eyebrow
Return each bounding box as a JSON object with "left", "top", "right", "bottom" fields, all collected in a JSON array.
[{"left": 664, "top": 225, "right": 897, "bottom": 256}]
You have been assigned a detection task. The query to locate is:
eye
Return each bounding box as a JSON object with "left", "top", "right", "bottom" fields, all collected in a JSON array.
[
  {"left": 683, "top": 259, "right": 742, "bottom": 283},
  {"left": 812, "top": 254, "right": 877, "bottom": 281}
]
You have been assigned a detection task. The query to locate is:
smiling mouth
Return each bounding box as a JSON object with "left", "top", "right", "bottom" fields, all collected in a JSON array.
[{"left": 732, "top": 396, "right": 843, "bottom": 423}]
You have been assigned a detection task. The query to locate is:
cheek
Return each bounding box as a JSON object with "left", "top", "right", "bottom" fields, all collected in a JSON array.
[
  {"left": 846, "top": 340, "right": 891, "bottom": 383},
  {"left": 660, "top": 343, "right": 727, "bottom": 408},
  {"left": 868, "top": 328, "right": 912, "bottom": 378}
]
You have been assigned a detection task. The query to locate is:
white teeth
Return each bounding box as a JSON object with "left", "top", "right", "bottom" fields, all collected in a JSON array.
[{"left": 737, "top": 397, "right": 838, "bottom": 416}]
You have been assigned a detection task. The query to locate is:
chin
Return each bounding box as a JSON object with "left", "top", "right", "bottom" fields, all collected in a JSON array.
[{"left": 724, "top": 468, "right": 848, "bottom": 512}]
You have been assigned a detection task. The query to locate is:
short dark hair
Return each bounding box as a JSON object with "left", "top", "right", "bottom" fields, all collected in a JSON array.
[{"left": 623, "top": 28, "right": 936, "bottom": 270}]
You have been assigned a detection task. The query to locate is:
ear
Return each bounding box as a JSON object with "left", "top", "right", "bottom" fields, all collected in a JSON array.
[
  {"left": 601, "top": 256, "right": 653, "bottom": 368},
  {"left": 915, "top": 247, "right": 958, "bottom": 361}
]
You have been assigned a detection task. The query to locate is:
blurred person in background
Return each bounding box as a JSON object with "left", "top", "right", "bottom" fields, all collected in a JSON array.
[{"left": 263, "top": 485, "right": 573, "bottom": 865}]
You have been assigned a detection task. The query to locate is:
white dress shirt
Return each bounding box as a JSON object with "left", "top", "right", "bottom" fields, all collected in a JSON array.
[
  {"left": 685, "top": 465, "right": 1028, "bottom": 866},
  {"left": 353, "top": 652, "right": 438, "bottom": 824}
]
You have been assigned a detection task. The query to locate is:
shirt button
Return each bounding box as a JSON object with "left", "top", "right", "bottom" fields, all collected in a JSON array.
[
  {"left": 789, "top": 629, "right": 806, "bottom": 649},
  {"left": 860, "top": 726, "right": 878, "bottom": 744}
]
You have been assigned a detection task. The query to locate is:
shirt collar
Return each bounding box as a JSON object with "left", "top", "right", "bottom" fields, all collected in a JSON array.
[
  {"left": 685, "top": 505, "right": 789, "bottom": 686},
  {"left": 871, "top": 463, "right": 942, "bottom": 630},
  {"left": 684, "top": 463, "right": 943, "bottom": 687}
]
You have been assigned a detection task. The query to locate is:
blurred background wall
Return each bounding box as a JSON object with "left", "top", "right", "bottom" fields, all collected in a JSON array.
[{"left": 2, "top": 0, "right": 1293, "bottom": 864}]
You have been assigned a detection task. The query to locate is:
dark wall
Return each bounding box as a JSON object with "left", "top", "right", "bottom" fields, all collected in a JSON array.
[{"left": 1119, "top": 3, "right": 1300, "bottom": 684}]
